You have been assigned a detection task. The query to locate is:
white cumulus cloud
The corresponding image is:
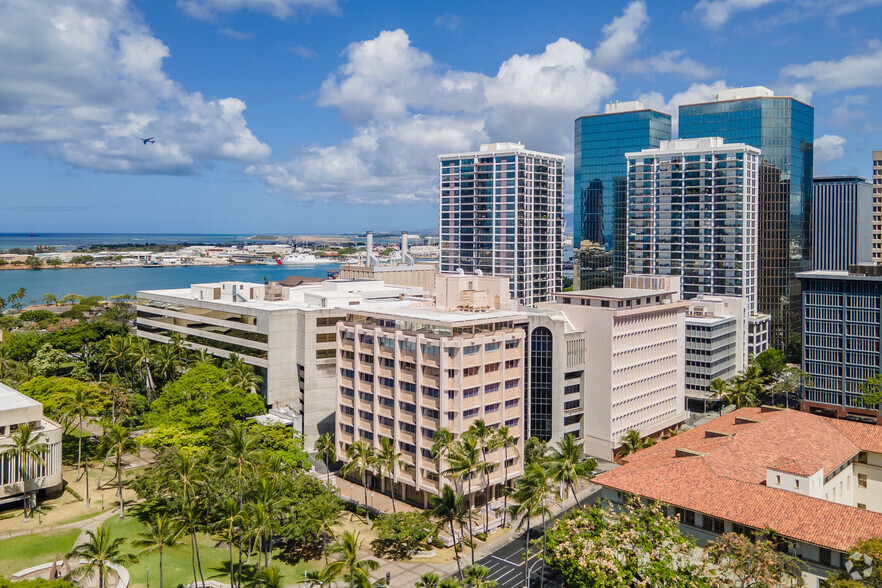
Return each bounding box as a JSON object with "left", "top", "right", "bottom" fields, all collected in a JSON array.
[
  {"left": 638, "top": 81, "right": 732, "bottom": 136},
  {"left": 814, "top": 134, "right": 847, "bottom": 163},
  {"left": 693, "top": 0, "right": 784, "bottom": 29},
  {"left": 177, "top": 0, "right": 338, "bottom": 21},
  {"left": 779, "top": 42, "right": 882, "bottom": 102},
  {"left": 593, "top": 0, "right": 649, "bottom": 68},
  {"left": 0, "top": 0, "right": 270, "bottom": 175},
  {"left": 250, "top": 30, "right": 616, "bottom": 204}
]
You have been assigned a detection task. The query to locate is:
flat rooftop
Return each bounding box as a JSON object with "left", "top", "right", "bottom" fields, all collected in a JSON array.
[
  {"left": 347, "top": 299, "right": 526, "bottom": 326},
  {"left": 560, "top": 287, "right": 673, "bottom": 300},
  {"left": 0, "top": 383, "right": 41, "bottom": 411}
]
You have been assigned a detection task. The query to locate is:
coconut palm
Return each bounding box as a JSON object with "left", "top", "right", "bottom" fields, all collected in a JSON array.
[
  {"left": 213, "top": 499, "right": 243, "bottom": 588},
  {"left": 305, "top": 568, "right": 335, "bottom": 587},
  {"left": 440, "top": 580, "right": 463, "bottom": 588},
  {"left": 323, "top": 531, "right": 379, "bottom": 588},
  {"left": 219, "top": 423, "right": 260, "bottom": 509},
  {"left": 618, "top": 429, "right": 645, "bottom": 458},
  {"left": 462, "top": 565, "right": 497, "bottom": 588},
  {"left": 189, "top": 348, "right": 215, "bottom": 366},
  {"left": 178, "top": 501, "right": 207, "bottom": 588},
  {"left": 445, "top": 436, "right": 485, "bottom": 566},
  {"left": 428, "top": 485, "right": 468, "bottom": 580},
  {"left": 508, "top": 464, "right": 553, "bottom": 588},
  {"left": 152, "top": 344, "right": 182, "bottom": 386},
  {"left": 546, "top": 433, "right": 595, "bottom": 507},
  {"left": 374, "top": 436, "right": 406, "bottom": 513},
  {"left": 494, "top": 426, "right": 518, "bottom": 528},
  {"left": 708, "top": 377, "right": 728, "bottom": 406},
  {"left": 228, "top": 363, "right": 263, "bottom": 393},
  {"left": 714, "top": 378, "right": 760, "bottom": 409},
  {"left": 131, "top": 338, "right": 156, "bottom": 397},
  {"left": 132, "top": 514, "right": 184, "bottom": 588},
  {"left": 0, "top": 422, "right": 48, "bottom": 520},
  {"left": 314, "top": 432, "right": 336, "bottom": 486},
  {"left": 64, "top": 386, "right": 98, "bottom": 506},
  {"left": 66, "top": 527, "right": 137, "bottom": 588},
  {"left": 341, "top": 440, "right": 375, "bottom": 524},
  {"left": 167, "top": 332, "right": 188, "bottom": 361},
  {"left": 467, "top": 420, "right": 497, "bottom": 531},
  {"left": 101, "top": 334, "right": 134, "bottom": 383},
  {"left": 430, "top": 427, "right": 454, "bottom": 463},
  {"left": 415, "top": 572, "right": 441, "bottom": 587},
  {"left": 100, "top": 422, "right": 139, "bottom": 519}
]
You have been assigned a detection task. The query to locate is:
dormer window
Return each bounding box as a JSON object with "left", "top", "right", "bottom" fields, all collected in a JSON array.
[
  {"left": 795, "top": 480, "right": 800, "bottom": 489},
  {"left": 776, "top": 475, "right": 781, "bottom": 485}
]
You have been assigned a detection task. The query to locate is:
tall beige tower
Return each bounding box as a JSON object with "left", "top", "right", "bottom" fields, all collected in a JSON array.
[{"left": 874, "top": 151, "right": 882, "bottom": 262}]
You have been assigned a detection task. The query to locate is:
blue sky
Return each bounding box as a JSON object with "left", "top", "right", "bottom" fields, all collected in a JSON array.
[{"left": 2, "top": 0, "right": 882, "bottom": 234}]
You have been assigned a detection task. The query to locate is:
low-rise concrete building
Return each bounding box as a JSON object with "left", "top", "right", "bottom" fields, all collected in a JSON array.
[
  {"left": 136, "top": 279, "right": 426, "bottom": 448},
  {"left": 0, "top": 383, "right": 63, "bottom": 505},
  {"left": 592, "top": 407, "right": 882, "bottom": 587}
]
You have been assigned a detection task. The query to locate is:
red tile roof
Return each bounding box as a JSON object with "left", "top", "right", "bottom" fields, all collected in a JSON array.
[{"left": 592, "top": 407, "right": 882, "bottom": 552}]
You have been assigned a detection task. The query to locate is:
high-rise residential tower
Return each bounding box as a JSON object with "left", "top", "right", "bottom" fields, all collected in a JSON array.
[
  {"left": 873, "top": 152, "right": 882, "bottom": 262},
  {"left": 574, "top": 101, "right": 672, "bottom": 289},
  {"left": 439, "top": 142, "right": 564, "bottom": 306},
  {"left": 679, "top": 86, "right": 814, "bottom": 351},
  {"left": 812, "top": 176, "right": 872, "bottom": 272},
  {"left": 626, "top": 137, "right": 760, "bottom": 312}
]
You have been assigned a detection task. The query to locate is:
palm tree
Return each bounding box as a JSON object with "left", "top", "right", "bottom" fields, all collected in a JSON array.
[
  {"left": 445, "top": 436, "right": 485, "bottom": 565},
  {"left": 428, "top": 485, "right": 467, "bottom": 581},
  {"left": 546, "top": 433, "right": 595, "bottom": 507},
  {"left": 462, "top": 565, "right": 497, "bottom": 588},
  {"left": 132, "top": 514, "right": 183, "bottom": 588},
  {"left": 100, "top": 422, "right": 138, "bottom": 519},
  {"left": 305, "top": 568, "right": 335, "bottom": 587},
  {"left": 1, "top": 422, "right": 48, "bottom": 520},
  {"left": 189, "top": 348, "right": 215, "bottom": 366},
  {"left": 714, "top": 379, "right": 760, "bottom": 409},
  {"left": 431, "top": 427, "right": 454, "bottom": 463},
  {"left": 152, "top": 344, "right": 182, "bottom": 386},
  {"left": 374, "top": 436, "right": 405, "bottom": 513},
  {"left": 213, "top": 498, "right": 243, "bottom": 588},
  {"left": 509, "top": 464, "right": 553, "bottom": 588},
  {"left": 66, "top": 527, "right": 137, "bottom": 588},
  {"left": 415, "top": 572, "right": 441, "bottom": 587},
  {"left": 617, "top": 429, "right": 645, "bottom": 459},
  {"left": 323, "top": 531, "right": 379, "bottom": 588},
  {"left": 708, "top": 377, "right": 728, "bottom": 408},
  {"left": 253, "top": 565, "right": 283, "bottom": 588},
  {"left": 102, "top": 334, "right": 134, "bottom": 384},
  {"left": 314, "top": 432, "right": 336, "bottom": 486},
  {"left": 738, "top": 362, "right": 765, "bottom": 400},
  {"left": 131, "top": 338, "right": 156, "bottom": 397},
  {"left": 341, "top": 440, "right": 375, "bottom": 524},
  {"left": 219, "top": 423, "right": 260, "bottom": 509},
  {"left": 179, "top": 501, "right": 207, "bottom": 588},
  {"left": 494, "top": 426, "right": 518, "bottom": 528},
  {"left": 467, "top": 420, "right": 497, "bottom": 531},
  {"left": 439, "top": 580, "right": 463, "bottom": 588},
  {"left": 64, "top": 386, "right": 98, "bottom": 506},
  {"left": 167, "top": 332, "right": 188, "bottom": 361}
]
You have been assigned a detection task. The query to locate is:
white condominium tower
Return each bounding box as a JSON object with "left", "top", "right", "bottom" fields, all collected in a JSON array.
[
  {"left": 439, "top": 142, "right": 564, "bottom": 306},
  {"left": 626, "top": 137, "right": 760, "bottom": 313}
]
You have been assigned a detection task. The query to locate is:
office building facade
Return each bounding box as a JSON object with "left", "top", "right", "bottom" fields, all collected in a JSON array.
[
  {"left": 626, "top": 137, "right": 760, "bottom": 312},
  {"left": 439, "top": 142, "right": 564, "bottom": 306},
  {"left": 136, "top": 279, "right": 426, "bottom": 448},
  {"left": 873, "top": 152, "right": 882, "bottom": 262},
  {"left": 812, "top": 176, "right": 872, "bottom": 271},
  {"left": 574, "top": 101, "right": 672, "bottom": 289},
  {"left": 680, "top": 86, "right": 814, "bottom": 350},
  {"left": 538, "top": 275, "right": 689, "bottom": 459},
  {"left": 799, "top": 266, "right": 882, "bottom": 423},
  {"left": 336, "top": 275, "right": 525, "bottom": 507}
]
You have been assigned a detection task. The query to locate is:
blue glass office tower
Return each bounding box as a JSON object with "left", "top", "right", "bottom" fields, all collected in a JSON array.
[
  {"left": 679, "top": 87, "right": 814, "bottom": 352},
  {"left": 574, "top": 102, "right": 671, "bottom": 288}
]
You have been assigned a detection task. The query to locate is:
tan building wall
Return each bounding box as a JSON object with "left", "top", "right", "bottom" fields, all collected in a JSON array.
[
  {"left": 339, "top": 264, "right": 437, "bottom": 294},
  {"left": 336, "top": 317, "right": 525, "bottom": 507}
]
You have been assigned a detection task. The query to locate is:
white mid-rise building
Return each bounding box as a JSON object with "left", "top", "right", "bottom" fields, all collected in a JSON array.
[
  {"left": 136, "top": 279, "right": 427, "bottom": 448},
  {"left": 538, "top": 275, "right": 689, "bottom": 459},
  {"left": 626, "top": 137, "right": 760, "bottom": 313},
  {"left": 0, "top": 384, "right": 62, "bottom": 505},
  {"left": 439, "top": 142, "right": 565, "bottom": 306},
  {"left": 684, "top": 295, "right": 770, "bottom": 403}
]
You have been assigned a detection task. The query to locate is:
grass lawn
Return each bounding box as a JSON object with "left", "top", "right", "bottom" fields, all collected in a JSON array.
[
  {"left": 102, "top": 517, "right": 320, "bottom": 588},
  {"left": 0, "top": 529, "right": 81, "bottom": 577}
]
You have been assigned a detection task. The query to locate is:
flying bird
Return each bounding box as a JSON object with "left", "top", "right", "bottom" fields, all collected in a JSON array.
[{"left": 140, "top": 137, "right": 155, "bottom": 144}]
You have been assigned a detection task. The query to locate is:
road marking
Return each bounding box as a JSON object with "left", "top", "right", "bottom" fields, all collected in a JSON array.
[{"left": 489, "top": 554, "right": 520, "bottom": 567}]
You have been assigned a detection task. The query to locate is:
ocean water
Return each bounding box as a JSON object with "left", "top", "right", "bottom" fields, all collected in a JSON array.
[
  {"left": 0, "top": 264, "right": 341, "bottom": 300},
  {"left": 0, "top": 233, "right": 243, "bottom": 251}
]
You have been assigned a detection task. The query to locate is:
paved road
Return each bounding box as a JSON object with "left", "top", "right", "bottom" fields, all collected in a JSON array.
[{"left": 473, "top": 488, "right": 602, "bottom": 588}]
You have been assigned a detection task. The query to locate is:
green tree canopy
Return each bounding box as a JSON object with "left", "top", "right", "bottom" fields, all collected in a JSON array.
[
  {"left": 755, "top": 348, "right": 786, "bottom": 378},
  {"left": 371, "top": 511, "right": 436, "bottom": 560}
]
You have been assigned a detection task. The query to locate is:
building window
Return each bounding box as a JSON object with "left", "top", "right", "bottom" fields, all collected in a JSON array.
[
  {"left": 674, "top": 507, "right": 695, "bottom": 526},
  {"left": 857, "top": 452, "right": 868, "bottom": 464},
  {"left": 858, "top": 473, "right": 868, "bottom": 488},
  {"left": 530, "top": 327, "right": 553, "bottom": 442},
  {"left": 819, "top": 548, "right": 832, "bottom": 567},
  {"left": 702, "top": 515, "right": 725, "bottom": 534}
]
